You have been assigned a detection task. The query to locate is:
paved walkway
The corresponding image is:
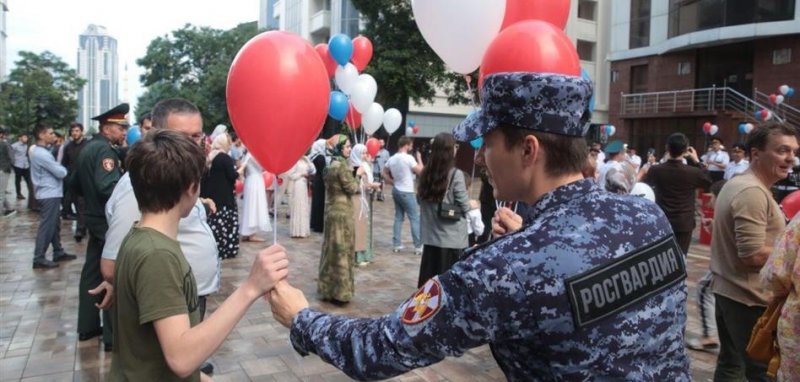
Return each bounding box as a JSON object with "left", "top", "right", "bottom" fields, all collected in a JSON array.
[{"left": 0, "top": 184, "right": 718, "bottom": 381}]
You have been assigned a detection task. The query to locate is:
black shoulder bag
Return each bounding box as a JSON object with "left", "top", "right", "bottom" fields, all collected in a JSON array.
[{"left": 437, "top": 169, "right": 462, "bottom": 221}]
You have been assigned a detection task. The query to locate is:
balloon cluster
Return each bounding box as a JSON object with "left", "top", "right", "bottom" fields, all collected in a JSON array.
[
  {"left": 405, "top": 119, "right": 420, "bottom": 135},
  {"left": 754, "top": 108, "right": 773, "bottom": 122},
  {"left": 413, "top": 0, "right": 577, "bottom": 86},
  {"left": 737, "top": 122, "right": 755, "bottom": 134},
  {"left": 702, "top": 121, "right": 719, "bottom": 135},
  {"left": 601, "top": 124, "right": 616, "bottom": 137},
  {"left": 320, "top": 34, "right": 403, "bottom": 135}
]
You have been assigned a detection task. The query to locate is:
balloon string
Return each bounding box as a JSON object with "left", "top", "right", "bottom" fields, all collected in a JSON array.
[
  {"left": 273, "top": 183, "right": 278, "bottom": 245},
  {"left": 470, "top": 151, "right": 477, "bottom": 196},
  {"left": 464, "top": 75, "right": 478, "bottom": 108}
]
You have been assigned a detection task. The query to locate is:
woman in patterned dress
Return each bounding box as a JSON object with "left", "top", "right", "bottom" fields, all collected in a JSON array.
[
  {"left": 760, "top": 214, "right": 800, "bottom": 379},
  {"left": 317, "top": 135, "right": 362, "bottom": 303},
  {"left": 200, "top": 133, "right": 240, "bottom": 259}
]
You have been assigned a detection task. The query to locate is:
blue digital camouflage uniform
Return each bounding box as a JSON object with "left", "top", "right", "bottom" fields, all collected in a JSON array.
[{"left": 288, "top": 72, "right": 691, "bottom": 380}]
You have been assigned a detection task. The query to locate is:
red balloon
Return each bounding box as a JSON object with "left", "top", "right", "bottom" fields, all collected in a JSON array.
[
  {"left": 412, "top": 127, "right": 420, "bottom": 134},
  {"left": 314, "top": 43, "right": 337, "bottom": 78},
  {"left": 345, "top": 103, "right": 362, "bottom": 130},
  {"left": 366, "top": 138, "right": 381, "bottom": 157},
  {"left": 761, "top": 109, "right": 770, "bottom": 120},
  {"left": 228, "top": 31, "right": 330, "bottom": 175},
  {"left": 769, "top": 94, "right": 778, "bottom": 104},
  {"left": 781, "top": 190, "right": 800, "bottom": 220},
  {"left": 502, "top": 0, "right": 570, "bottom": 30},
  {"left": 235, "top": 179, "right": 244, "bottom": 195},
  {"left": 262, "top": 172, "right": 274, "bottom": 188},
  {"left": 702, "top": 122, "right": 712, "bottom": 133},
  {"left": 479, "top": 21, "right": 580, "bottom": 89},
  {"left": 351, "top": 36, "right": 373, "bottom": 72}
]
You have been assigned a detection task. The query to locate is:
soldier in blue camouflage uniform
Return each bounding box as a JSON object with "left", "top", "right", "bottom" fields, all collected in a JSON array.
[{"left": 269, "top": 72, "right": 691, "bottom": 381}]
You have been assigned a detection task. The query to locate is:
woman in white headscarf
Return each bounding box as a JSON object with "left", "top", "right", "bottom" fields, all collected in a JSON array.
[
  {"left": 349, "top": 143, "right": 380, "bottom": 266},
  {"left": 284, "top": 153, "right": 316, "bottom": 238},
  {"left": 309, "top": 139, "right": 328, "bottom": 233},
  {"left": 239, "top": 152, "right": 271, "bottom": 242},
  {"left": 200, "top": 133, "right": 240, "bottom": 258}
]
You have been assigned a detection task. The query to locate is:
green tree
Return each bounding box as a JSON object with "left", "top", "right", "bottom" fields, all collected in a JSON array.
[
  {"left": 0, "top": 51, "right": 86, "bottom": 135},
  {"left": 349, "top": 0, "right": 476, "bottom": 146},
  {"left": 135, "top": 21, "right": 260, "bottom": 131}
]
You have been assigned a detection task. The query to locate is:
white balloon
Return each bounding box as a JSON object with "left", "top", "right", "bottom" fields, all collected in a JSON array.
[
  {"left": 362, "top": 103, "right": 385, "bottom": 135},
  {"left": 745, "top": 123, "right": 754, "bottom": 133},
  {"left": 406, "top": 127, "right": 414, "bottom": 136},
  {"left": 779, "top": 85, "right": 790, "bottom": 96},
  {"left": 383, "top": 108, "right": 403, "bottom": 134},
  {"left": 776, "top": 95, "right": 785, "bottom": 105},
  {"left": 710, "top": 125, "right": 719, "bottom": 135},
  {"left": 764, "top": 110, "right": 773, "bottom": 121},
  {"left": 412, "top": 0, "right": 506, "bottom": 74},
  {"left": 334, "top": 63, "right": 359, "bottom": 95},
  {"left": 350, "top": 74, "right": 378, "bottom": 113}
]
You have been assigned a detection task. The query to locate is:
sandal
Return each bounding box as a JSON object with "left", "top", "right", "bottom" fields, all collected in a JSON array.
[{"left": 686, "top": 337, "right": 719, "bottom": 352}]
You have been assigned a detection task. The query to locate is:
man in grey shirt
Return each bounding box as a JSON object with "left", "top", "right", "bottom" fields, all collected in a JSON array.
[
  {"left": 29, "top": 124, "right": 77, "bottom": 268},
  {"left": 99, "top": 98, "right": 220, "bottom": 374},
  {"left": 0, "top": 127, "right": 15, "bottom": 217}
]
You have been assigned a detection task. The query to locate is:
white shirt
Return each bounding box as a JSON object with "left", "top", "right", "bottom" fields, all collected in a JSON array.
[
  {"left": 102, "top": 173, "right": 220, "bottom": 296},
  {"left": 597, "top": 160, "right": 624, "bottom": 191},
  {"left": 596, "top": 151, "right": 606, "bottom": 165},
  {"left": 724, "top": 159, "right": 749, "bottom": 180},
  {"left": 385, "top": 152, "right": 418, "bottom": 193},
  {"left": 704, "top": 150, "right": 730, "bottom": 172},
  {"left": 627, "top": 154, "right": 642, "bottom": 171},
  {"left": 466, "top": 208, "right": 484, "bottom": 236}
]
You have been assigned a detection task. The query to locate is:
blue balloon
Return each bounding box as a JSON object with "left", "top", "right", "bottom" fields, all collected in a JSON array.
[
  {"left": 470, "top": 137, "right": 483, "bottom": 149},
  {"left": 328, "top": 91, "right": 349, "bottom": 121},
  {"left": 738, "top": 123, "right": 746, "bottom": 134},
  {"left": 408, "top": 119, "right": 416, "bottom": 127},
  {"left": 126, "top": 126, "right": 141, "bottom": 146},
  {"left": 328, "top": 34, "right": 353, "bottom": 66},
  {"left": 788, "top": 88, "right": 796, "bottom": 97},
  {"left": 581, "top": 68, "right": 596, "bottom": 113}
]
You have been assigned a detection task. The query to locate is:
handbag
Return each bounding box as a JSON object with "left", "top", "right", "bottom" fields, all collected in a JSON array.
[
  {"left": 437, "top": 170, "right": 462, "bottom": 221},
  {"left": 746, "top": 296, "right": 786, "bottom": 377}
]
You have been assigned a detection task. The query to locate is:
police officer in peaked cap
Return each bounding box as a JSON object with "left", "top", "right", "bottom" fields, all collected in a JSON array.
[
  {"left": 72, "top": 103, "right": 129, "bottom": 352},
  {"left": 268, "top": 73, "right": 691, "bottom": 381}
]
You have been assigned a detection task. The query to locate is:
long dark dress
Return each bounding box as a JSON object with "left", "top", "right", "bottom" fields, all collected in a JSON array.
[
  {"left": 318, "top": 158, "right": 359, "bottom": 302},
  {"left": 200, "top": 153, "right": 240, "bottom": 259},
  {"left": 310, "top": 155, "right": 327, "bottom": 233}
]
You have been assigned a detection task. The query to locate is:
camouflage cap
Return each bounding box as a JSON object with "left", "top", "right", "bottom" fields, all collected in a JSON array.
[{"left": 453, "top": 72, "right": 593, "bottom": 142}]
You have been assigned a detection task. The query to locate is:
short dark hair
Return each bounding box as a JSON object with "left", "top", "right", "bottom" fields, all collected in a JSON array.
[
  {"left": 746, "top": 122, "right": 799, "bottom": 154},
  {"left": 710, "top": 137, "right": 723, "bottom": 144},
  {"left": 138, "top": 113, "right": 152, "bottom": 126},
  {"left": 126, "top": 129, "right": 206, "bottom": 214},
  {"left": 152, "top": 98, "right": 200, "bottom": 129},
  {"left": 69, "top": 122, "right": 84, "bottom": 131},
  {"left": 497, "top": 124, "right": 587, "bottom": 177},
  {"left": 731, "top": 142, "right": 746, "bottom": 151},
  {"left": 34, "top": 124, "right": 52, "bottom": 140},
  {"left": 398, "top": 136, "right": 412, "bottom": 148},
  {"left": 666, "top": 132, "right": 689, "bottom": 158}
]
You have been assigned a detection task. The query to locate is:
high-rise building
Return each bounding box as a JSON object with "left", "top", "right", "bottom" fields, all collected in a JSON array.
[
  {"left": 258, "top": 0, "right": 280, "bottom": 30},
  {"left": 608, "top": 0, "right": 799, "bottom": 152},
  {"left": 77, "top": 24, "right": 119, "bottom": 131},
  {"left": 0, "top": 0, "right": 8, "bottom": 82}
]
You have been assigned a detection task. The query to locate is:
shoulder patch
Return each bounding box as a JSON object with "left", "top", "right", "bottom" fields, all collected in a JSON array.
[
  {"left": 565, "top": 236, "right": 686, "bottom": 329},
  {"left": 102, "top": 158, "right": 116, "bottom": 172},
  {"left": 401, "top": 278, "right": 444, "bottom": 325}
]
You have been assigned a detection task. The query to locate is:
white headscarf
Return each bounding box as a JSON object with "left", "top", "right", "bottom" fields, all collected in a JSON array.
[
  {"left": 349, "top": 144, "right": 367, "bottom": 168},
  {"left": 308, "top": 139, "right": 328, "bottom": 162},
  {"left": 210, "top": 124, "right": 228, "bottom": 141}
]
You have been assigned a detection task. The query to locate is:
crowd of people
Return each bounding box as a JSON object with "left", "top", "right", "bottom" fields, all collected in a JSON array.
[{"left": 1, "top": 69, "right": 799, "bottom": 380}]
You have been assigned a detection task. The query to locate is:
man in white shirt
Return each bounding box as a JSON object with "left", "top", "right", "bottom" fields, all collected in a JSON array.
[
  {"left": 382, "top": 136, "right": 424, "bottom": 254},
  {"left": 627, "top": 147, "right": 642, "bottom": 172},
  {"left": 723, "top": 142, "right": 749, "bottom": 180},
  {"left": 703, "top": 137, "right": 729, "bottom": 182},
  {"left": 597, "top": 140, "right": 625, "bottom": 191}
]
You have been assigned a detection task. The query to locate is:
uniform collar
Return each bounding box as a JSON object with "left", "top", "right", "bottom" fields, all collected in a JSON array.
[
  {"left": 94, "top": 134, "right": 111, "bottom": 144},
  {"left": 530, "top": 178, "right": 597, "bottom": 218}
]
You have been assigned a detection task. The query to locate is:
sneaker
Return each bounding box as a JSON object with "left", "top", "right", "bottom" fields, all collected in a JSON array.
[
  {"left": 2, "top": 209, "right": 16, "bottom": 218},
  {"left": 200, "top": 362, "right": 214, "bottom": 375},
  {"left": 16, "top": 195, "right": 25, "bottom": 200},
  {"left": 54, "top": 253, "right": 77, "bottom": 262},
  {"left": 33, "top": 260, "right": 59, "bottom": 269},
  {"left": 392, "top": 246, "right": 404, "bottom": 253},
  {"left": 357, "top": 261, "right": 370, "bottom": 267},
  {"left": 414, "top": 246, "right": 424, "bottom": 255}
]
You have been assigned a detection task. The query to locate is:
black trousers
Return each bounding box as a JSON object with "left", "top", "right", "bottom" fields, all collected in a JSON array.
[
  {"left": 713, "top": 294, "right": 773, "bottom": 382},
  {"left": 674, "top": 231, "right": 693, "bottom": 256},
  {"left": 12, "top": 166, "right": 31, "bottom": 198},
  {"left": 77, "top": 219, "right": 112, "bottom": 346},
  {"left": 418, "top": 245, "right": 462, "bottom": 288}
]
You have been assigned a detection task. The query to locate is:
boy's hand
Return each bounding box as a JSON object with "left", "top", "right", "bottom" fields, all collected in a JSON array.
[
  {"left": 246, "top": 245, "right": 289, "bottom": 297},
  {"left": 269, "top": 281, "right": 309, "bottom": 328},
  {"left": 89, "top": 281, "right": 114, "bottom": 309},
  {"left": 491, "top": 207, "right": 523, "bottom": 237}
]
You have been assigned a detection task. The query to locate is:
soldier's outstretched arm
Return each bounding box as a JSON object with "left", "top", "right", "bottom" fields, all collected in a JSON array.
[{"left": 270, "top": 254, "right": 525, "bottom": 381}]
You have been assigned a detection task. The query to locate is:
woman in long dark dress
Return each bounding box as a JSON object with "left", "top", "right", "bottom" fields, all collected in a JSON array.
[
  {"left": 309, "top": 139, "right": 328, "bottom": 233},
  {"left": 200, "top": 133, "right": 240, "bottom": 259}
]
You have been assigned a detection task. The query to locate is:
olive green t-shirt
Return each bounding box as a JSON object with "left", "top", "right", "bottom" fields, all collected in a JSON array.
[{"left": 110, "top": 227, "right": 200, "bottom": 381}]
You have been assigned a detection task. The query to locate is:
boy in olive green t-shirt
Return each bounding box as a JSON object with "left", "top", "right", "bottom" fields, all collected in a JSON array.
[{"left": 109, "top": 129, "right": 289, "bottom": 381}]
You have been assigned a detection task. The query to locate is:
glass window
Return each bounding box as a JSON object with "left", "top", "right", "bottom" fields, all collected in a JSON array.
[
  {"left": 773, "top": 48, "right": 792, "bottom": 65},
  {"left": 341, "top": 0, "right": 360, "bottom": 37},
  {"left": 678, "top": 61, "right": 692, "bottom": 75},
  {"left": 630, "top": 0, "right": 651, "bottom": 48},
  {"left": 578, "top": 0, "right": 597, "bottom": 21},
  {"left": 577, "top": 40, "right": 595, "bottom": 61},
  {"left": 631, "top": 65, "right": 649, "bottom": 93},
  {"left": 669, "top": 0, "right": 795, "bottom": 37}
]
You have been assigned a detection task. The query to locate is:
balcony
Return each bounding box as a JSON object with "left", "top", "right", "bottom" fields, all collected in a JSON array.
[{"left": 310, "top": 10, "right": 331, "bottom": 35}]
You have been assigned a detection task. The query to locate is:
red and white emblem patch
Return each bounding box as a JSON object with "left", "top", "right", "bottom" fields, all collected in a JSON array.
[
  {"left": 401, "top": 278, "right": 443, "bottom": 325},
  {"left": 102, "top": 158, "right": 116, "bottom": 172}
]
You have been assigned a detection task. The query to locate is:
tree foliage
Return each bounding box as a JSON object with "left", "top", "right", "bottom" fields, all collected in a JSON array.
[
  {"left": 135, "top": 21, "right": 260, "bottom": 131},
  {"left": 0, "top": 51, "right": 86, "bottom": 135}
]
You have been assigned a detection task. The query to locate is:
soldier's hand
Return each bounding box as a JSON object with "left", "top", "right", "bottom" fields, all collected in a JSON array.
[
  {"left": 89, "top": 281, "right": 114, "bottom": 310},
  {"left": 246, "top": 244, "right": 289, "bottom": 297},
  {"left": 268, "top": 281, "right": 309, "bottom": 328},
  {"left": 492, "top": 207, "right": 523, "bottom": 238}
]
